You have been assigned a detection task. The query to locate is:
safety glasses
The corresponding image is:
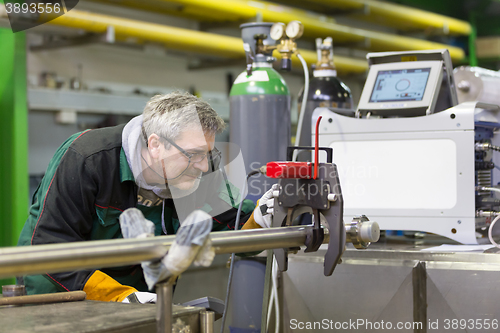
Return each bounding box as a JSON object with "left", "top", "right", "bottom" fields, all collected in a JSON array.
[{"left": 161, "top": 136, "right": 222, "bottom": 170}]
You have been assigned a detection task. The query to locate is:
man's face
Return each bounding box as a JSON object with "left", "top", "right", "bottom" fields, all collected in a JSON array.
[{"left": 159, "top": 127, "right": 215, "bottom": 190}]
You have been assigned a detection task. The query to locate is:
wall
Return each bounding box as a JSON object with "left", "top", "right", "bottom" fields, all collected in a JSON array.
[{"left": 26, "top": 34, "right": 365, "bottom": 176}]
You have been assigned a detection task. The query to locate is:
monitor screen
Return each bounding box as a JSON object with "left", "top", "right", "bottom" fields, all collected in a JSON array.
[{"left": 369, "top": 68, "right": 431, "bottom": 103}]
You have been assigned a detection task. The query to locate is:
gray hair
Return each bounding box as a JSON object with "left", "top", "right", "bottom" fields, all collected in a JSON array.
[{"left": 142, "top": 91, "right": 226, "bottom": 146}]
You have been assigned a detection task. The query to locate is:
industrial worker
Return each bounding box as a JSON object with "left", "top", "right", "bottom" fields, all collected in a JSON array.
[{"left": 17, "top": 91, "right": 275, "bottom": 303}]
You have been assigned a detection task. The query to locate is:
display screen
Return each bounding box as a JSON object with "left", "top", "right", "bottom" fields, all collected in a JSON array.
[{"left": 369, "top": 68, "right": 431, "bottom": 103}]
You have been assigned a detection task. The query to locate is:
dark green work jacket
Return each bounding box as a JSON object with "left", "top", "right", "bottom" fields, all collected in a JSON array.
[{"left": 17, "top": 124, "right": 254, "bottom": 295}]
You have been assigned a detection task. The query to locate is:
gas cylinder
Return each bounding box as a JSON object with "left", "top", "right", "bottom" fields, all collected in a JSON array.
[
  {"left": 229, "top": 22, "right": 291, "bottom": 202},
  {"left": 297, "top": 38, "right": 353, "bottom": 161}
]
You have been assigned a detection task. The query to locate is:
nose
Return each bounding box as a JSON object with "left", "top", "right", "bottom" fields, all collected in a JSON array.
[{"left": 192, "top": 156, "right": 209, "bottom": 173}]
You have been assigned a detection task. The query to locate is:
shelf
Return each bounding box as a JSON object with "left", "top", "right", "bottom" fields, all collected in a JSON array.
[{"left": 28, "top": 87, "right": 230, "bottom": 119}]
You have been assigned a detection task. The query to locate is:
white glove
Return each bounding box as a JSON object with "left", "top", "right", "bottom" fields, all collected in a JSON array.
[
  {"left": 120, "top": 208, "right": 215, "bottom": 290},
  {"left": 163, "top": 211, "right": 214, "bottom": 276},
  {"left": 120, "top": 208, "right": 166, "bottom": 290},
  {"left": 193, "top": 237, "right": 216, "bottom": 267},
  {"left": 122, "top": 291, "right": 157, "bottom": 304},
  {"left": 119, "top": 208, "right": 155, "bottom": 239},
  {"left": 253, "top": 184, "right": 278, "bottom": 228}
]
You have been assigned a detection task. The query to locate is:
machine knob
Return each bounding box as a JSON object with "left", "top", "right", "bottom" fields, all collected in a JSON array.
[{"left": 457, "top": 80, "right": 470, "bottom": 92}]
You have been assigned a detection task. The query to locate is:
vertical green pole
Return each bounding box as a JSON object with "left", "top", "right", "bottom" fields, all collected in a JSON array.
[
  {"left": 0, "top": 0, "right": 29, "bottom": 288},
  {"left": 469, "top": 12, "right": 478, "bottom": 67}
]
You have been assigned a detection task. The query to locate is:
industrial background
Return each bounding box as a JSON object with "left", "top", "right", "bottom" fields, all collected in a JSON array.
[{"left": 2, "top": 0, "right": 500, "bottom": 331}]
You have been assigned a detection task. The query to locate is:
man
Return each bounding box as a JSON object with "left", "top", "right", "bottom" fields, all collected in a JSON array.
[{"left": 17, "top": 91, "right": 272, "bottom": 302}]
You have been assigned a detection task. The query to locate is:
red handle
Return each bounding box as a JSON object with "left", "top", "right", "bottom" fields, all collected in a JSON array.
[{"left": 266, "top": 161, "right": 312, "bottom": 179}]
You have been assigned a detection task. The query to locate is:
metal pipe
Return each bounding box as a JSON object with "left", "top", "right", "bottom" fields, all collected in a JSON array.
[
  {"left": 102, "top": 0, "right": 466, "bottom": 61},
  {"left": 200, "top": 311, "right": 215, "bottom": 333},
  {"left": 0, "top": 290, "right": 86, "bottom": 306},
  {"left": 307, "top": 0, "right": 471, "bottom": 36},
  {"left": 34, "top": 8, "right": 367, "bottom": 75},
  {"left": 0, "top": 226, "right": 323, "bottom": 279},
  {"left": 156, "top": 280, "right": 174, "bottom": 333}
]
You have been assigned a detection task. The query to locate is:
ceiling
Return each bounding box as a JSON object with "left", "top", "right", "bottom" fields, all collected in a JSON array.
[{"left": 3, "top": 0, "right": 500, "bottom": 72}]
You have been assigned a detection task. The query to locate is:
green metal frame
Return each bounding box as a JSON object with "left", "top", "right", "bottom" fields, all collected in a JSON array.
[
  {"left": 469, "top": 13, "right": 478, "bottom": 67},
  {"left": 0, "top": 1, "right": 29, "bottom": 287}
]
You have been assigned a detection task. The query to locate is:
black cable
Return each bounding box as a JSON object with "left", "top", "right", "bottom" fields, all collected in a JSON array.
[{"left": 220, "top": 169, "right": 262, "bottom": 333}]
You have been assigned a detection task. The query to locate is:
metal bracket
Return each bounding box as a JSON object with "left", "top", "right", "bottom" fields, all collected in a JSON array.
[
  {"left": 303, "top": 209, "right": 324, "bottom": 252},
  {"left": 272, "top": 163, "right": 346, "bottom": 276}
]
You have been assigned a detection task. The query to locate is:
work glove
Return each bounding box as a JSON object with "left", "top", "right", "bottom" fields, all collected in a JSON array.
[
  {"left": 119, "top": 208, "right": 215, "bottom": 291},
  {"left": 163, "top": 210, "right": 215, "bottom": 277},
  {"left": 122, "top": 291, "right": 157, "bottom": 304},
  {"left": 120, "top": 208, "right": 165, "bottom": 291},
  {"left": 119, "top": 208, "right": 155, "bottom": 239},
  {"left": 253, "top": 184, "right": 278, "bottom": 228}
]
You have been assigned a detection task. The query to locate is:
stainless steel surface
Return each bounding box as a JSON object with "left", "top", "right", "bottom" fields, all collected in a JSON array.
[
  {"left": 200, "top": 311, "right": 214, "bottom": 333},
  {"left": 0, "top": 240, "right": 168, "bottom": 279},
  {"left": 283, "top": 256, "right": 416, "bottom": 333},
  {"left": 283, "top": 238, "right": 500, "bottom": 333},
  {"left": 345, "top": 216, "right": 380, "bottom": 249},
  {"left": 0, "top": 226, "right": 331, "bottom": 279},
  {"left": 157, "top": 281, "right": 174, "bottom": 333},
  {"left": 412, "top": 262, "right": 427, "bottom": 333},
  {"left": 2, "top": 284, "right": 26, "bottom": 297},
  {"left": 315, "top": 247, "right": 500, "bottom": 270}
]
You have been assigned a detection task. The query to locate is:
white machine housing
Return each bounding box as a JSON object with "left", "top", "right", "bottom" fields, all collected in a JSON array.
[
  {"left": 313, "top": 50, "right": 498, "bottom": 244},
  {"left": 314, "top": 102, "right": 500, "bottom": 244}
]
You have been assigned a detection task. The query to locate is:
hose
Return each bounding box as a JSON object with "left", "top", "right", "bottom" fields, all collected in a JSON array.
[
  {"left": 292, "top": 52, "right": 310, "bottom": 161},
  {"left": 266, "top": 257, "right": 280, "bottom": 333},
  {"left": 488, "top": 213, "right": 500, "bottom": 249},
  {"left": 477, "top": 187, "right": 500, "bottom": 194}
]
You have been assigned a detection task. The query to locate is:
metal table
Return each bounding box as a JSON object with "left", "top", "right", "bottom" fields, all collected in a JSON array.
[
  {"left": 282, "top": 236, "right": 500, "bottom": 333},
  {"left": 0, "top": 300, "right": 205, "bottom": 333}
]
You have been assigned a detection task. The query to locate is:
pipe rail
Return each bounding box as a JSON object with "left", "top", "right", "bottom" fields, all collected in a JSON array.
[
  {"left": 0, "top": 226, "right": 329, "bottom": 279},
  {"left": 30, "top": 8, "right": 368, "bottom": 75},
  {"left": 88, "top": 0, "right": 466, "bottom": 61}
]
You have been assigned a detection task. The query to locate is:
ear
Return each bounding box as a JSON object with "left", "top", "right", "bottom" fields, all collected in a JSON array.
[{"left": 147, "top": 134, "right": 162, "bottom": 159}]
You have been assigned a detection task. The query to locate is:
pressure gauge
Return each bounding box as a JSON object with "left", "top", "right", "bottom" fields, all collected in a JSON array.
[
  {"left": 270, "top": 22, "right": 286, "bottom": 40},
  {"left": 285, "top": 21, "right": 304, "bottom": 39}
]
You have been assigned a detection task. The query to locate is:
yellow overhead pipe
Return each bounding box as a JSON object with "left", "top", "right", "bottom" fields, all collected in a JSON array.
[
  {"left": 308, "top": 0, "right": 471, "bottom": 36},
  {"left": 91, "top": 0, "right": 465, "bottom": 62},
  {"left": 40, "top": 9, "right": 243, "bottom": 58},
  {"left": 37, "top": 9, "right": 368, "bottom": 74}
]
